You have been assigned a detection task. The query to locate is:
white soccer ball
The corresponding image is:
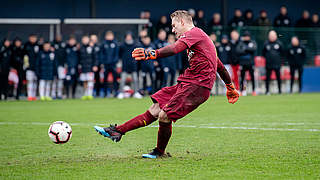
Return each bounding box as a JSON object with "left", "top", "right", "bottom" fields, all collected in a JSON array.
[{"left": 48, "top": 121, "right": 72, "bottom": 144}]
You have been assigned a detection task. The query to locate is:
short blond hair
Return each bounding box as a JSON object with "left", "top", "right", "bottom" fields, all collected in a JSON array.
[{"left": 170, "top": 10, "right": 193, "bottom": 24}]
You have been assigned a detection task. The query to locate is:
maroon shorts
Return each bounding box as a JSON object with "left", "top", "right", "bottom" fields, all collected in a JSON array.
[{"left": 150, "top": 82, "right": 211, "bottom": 122}]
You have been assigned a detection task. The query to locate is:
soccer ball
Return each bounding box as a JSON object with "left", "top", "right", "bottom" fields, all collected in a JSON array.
[{"left": 48, "top": 121, "right": 72, "bottom": 144}]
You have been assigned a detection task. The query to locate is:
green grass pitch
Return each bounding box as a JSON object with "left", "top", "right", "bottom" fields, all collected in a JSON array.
[{"left": 0, "top": 93, "right": 320, "bottom": 179}]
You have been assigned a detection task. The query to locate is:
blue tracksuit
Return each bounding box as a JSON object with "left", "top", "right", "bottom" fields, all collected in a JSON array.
[{"left": 36, "top": 50, "right": 56, "bottom": 80}]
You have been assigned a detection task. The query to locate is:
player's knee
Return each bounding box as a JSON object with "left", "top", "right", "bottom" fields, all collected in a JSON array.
[
  {"left": 159, "top": 111, "right": 171, "bottom": 123},
  {"left": 148, "top": 103, "right": 161, "bottom": 118}
]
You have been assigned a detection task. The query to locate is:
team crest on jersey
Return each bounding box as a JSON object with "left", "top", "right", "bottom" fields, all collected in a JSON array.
[
  {"left": 34, "top": 46, "right": 39, "bottom": 53},
  {"left": 290, "top": 49, "right": 294, "bottom": 54},
  {"left": 55, "top": 44, "right": 59, "bottom": 49},
  {"left": 225, "top": 45, "right": 231, "bottom": 51},
  {"left": 61, "top": 42, "right": 66, "bottom": 48},
  {"left": 297, "top": 48, "right": 302, "bottom": 54},
  {"left": 187, "top": 50, "right": 194, "bottom": 61},
  {"left": 110, "top": 43, "right": 115, "bottom": 48},
  {"left": 95, "top": 46, "right": 100, "bottom": 52},
  {"left": 49, "top": 53, "right": 55, "bottom": 60},
  {"left": 72, "top": 47, "right": 77, "bottom": 51},
  {"left": 87, "top": 47, "right": 92, "bottom": 54},
  {"left": 274, "top": 44, "right": 280, "bottom": 50}
]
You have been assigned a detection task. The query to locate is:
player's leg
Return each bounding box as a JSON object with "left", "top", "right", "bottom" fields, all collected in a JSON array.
[
  {"left": 45, "top": 80, "right": 53, "bottom": 100},
  {"left": 132, "top": 71, "right": 142, "bottom": 98},
  {"left": 265, "top": 68, "right": 271, "bottom": 94},
  {"left": 51, "top": 78, "right": 57, "bottom": 99},
  {"left": 275, "top": 68, "right": 282, "bottom": 94},
  {"left": 298, "top": 66, "right": 303, "bottom": 93},
  {"left": 26, "top": 70, "right": 33, "bottom": 100},
  {"left": 111, "top": 65, "right": 119, "bottom": 96},
  {"left": 248, "top": 65, "right": 256, "bottom": 95},
  {"left": 117, "top": 71, "right": 127, "bottom": 99},
  {"left": 240, "top": 66, "right": 246, "bottom": 93},
  {"left": 39, "top": 79, "right": 46, "bottom": 100},
  {"left": 94, "top": 103, "right": 159, "bottom": 142},
  {"left": 143, "top": 82, "right": 211, "bottom": 159},
  {"left": 87, "top": 72, "right": 94, "bottom": 99},
  {"left": 290, "top": 66, "right": 295, "bottom": 93}
]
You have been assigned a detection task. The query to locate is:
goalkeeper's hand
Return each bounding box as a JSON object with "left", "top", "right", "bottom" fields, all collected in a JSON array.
[
  {"left": 132, "top": 48, "right": 157, "bottom": 61},
  {"left": 226, "top": 83, "right": 239, "bottom": 104}
]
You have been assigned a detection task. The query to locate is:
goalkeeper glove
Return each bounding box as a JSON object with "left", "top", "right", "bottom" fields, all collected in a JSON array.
[
  {"left": 226, "top": 83, "right": 239, "bottom": 104},
  {"left": 132, "top": 48, "right": 157, "bottom": 61}
]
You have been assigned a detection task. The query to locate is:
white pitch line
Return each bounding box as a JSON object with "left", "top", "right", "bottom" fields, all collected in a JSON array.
[{"left": 0, "top": 122, "right": 320, "bottom": 132}]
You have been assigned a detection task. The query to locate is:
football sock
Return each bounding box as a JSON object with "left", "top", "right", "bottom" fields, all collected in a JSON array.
[
  {"left": 51, "top": 79, "right": 57, "bottom": 98},
  {"left": 45, "top": 80, "right": 52, "bottom": 97},
  {"left": 27, "top": 80, "right": 33, "bottom": 98},
  {"left": 156, "top": 121, "right": 172, "bottom": 154},
  {"left": 39, "top": 80, "right": 45, "bottom": 97},
  {"left": 116, "top": 110, "right": 157, "bottom": 134},
  {"left": 87, "top": 81, "right": 94, "bottom": 96},
  {"left": 57, "top": 79, "right": 63, "bottom": 97},
  {"left": 32, "top": 81, "right": 37, "bottom": 97}
]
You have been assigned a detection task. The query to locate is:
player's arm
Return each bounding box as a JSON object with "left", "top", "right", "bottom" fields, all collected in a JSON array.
[
  {"left": 132, "top": 40, "right": 187, "bottom": 60},
  {"left": 217, "top": 58, "right": 239, "bottom": 104}
]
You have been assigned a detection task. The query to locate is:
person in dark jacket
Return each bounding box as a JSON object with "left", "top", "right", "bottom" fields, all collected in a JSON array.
[
  {"left": 100, "top": 31, "right": 119, "bottom": 97},
  {"left": 11, "top": 38, "right": 25, "bottom": 100},
  {"left": 65, "top": 36, "right": 79, "bottom": 99},
  {"left": 228, "top": 9, "right": 245, "bottom": 28},
  {"left": 230, "top": 30, "right": 240, "bottom": 90},
  {"left": 244, "top": 9, "right": 254, "bottom": 26},
  {"left": 194, "top": 9, "right": 207, "bottom": 32},
  {"left": 79, "top": 35, "right": 98, "bottom": 100},
  {"left": 254, "top": 10, "right": 272, "bottom": 26},
  {"left": 295, "top": 10, "right": 312, "bottom": 27},
  {"left": 117, "top": 32, "right": 142, "bottom": 99},
  {"left": 273, "top": 6, "right": 292, "bottom": 27},
  {"left": 153, "top": 29, "right": 168, "bottom": 91},
  {"left": 236, "top": 31, "right": 257, "bottom": 96},
  {"left": 51, "top": 34, "right": 66, "bottom": 99},
  {"left": 0, "top": 39, "right": 12, "bottom": 100},
  {"left": 287, "top": 36, "right": 306, "bottom": 93},
  {"left": 216, "top": 35, "right": 232, "bottom": 93},
  {"left": 90, "top": 34, "right": 102, "bottom": 97},
  {"left": 139, "top": 36, "right": 156, "bottom": 95},
  {"left": 36, "top": 42, "right": 56, "bottom": 101},
  {"left": 311, "top": 13, "right": 320, "bottom": 27},
  {"left": 160, "top": 34, "right": 180, "bottom": 87},
  {"left": 156, "top": 15, "right": 171, "bottom": 35},
  {"left": 24, "top": 34, "right": 40, "bottom": 101},
  {"left": 262, "top": 30, "right": 284, "bottom": 94},
  {"left": 207, "top": 13, "right": 223, "bottom": 37}
]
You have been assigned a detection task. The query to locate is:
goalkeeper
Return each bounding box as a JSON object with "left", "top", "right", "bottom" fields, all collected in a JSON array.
[{"left": 94, "top": 10, "right": 239, "bottom": 158}]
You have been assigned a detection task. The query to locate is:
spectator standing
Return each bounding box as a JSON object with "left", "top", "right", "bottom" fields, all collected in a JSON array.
[
  {"left": 36, "top": 42, "right": 56, "bottom": 101},
  {"left": 118, "top": 32, "right": 142, "bottom": 99},
  {"left": 24, "top": 34, "right": 40, "bottom": 101},
  {"left": 11, "top": 38, "right": 25, "bottom": 100},
  {"left": 295, "top": 10, "right": 312, "bottom": 27},
  {"left": 100, "top": 31, "right": 119, "bottom": 97},
  {"left": 230, "top": 30, "right": 240, "bottom": 90},
  {"left": 0, "top": 39, "right": 12, "bottom": 100},
  {"left": 236, "top": 31, "right": 257, "bottom": 96},
  {"left": 51, "top": 35, "right": 66, "bottom": 99},
  {"left": 228, "top": 9, "right": 245, "bottom": 28},
  {"left": 79, "top": 36, "right": 98, "bottom": 100},
  {"left": 262, "top": 30, "right": 283, "bottom": 94},
  {"left": 287, "top": 36, "right": 306, "bottom": 93},
  {"left": 274, "top": 6, "right": 292, "bottom": 27},
  {"left": 244, "top": 9, "right": 254, "bottom": 26},
  {"left": 65, "top": 36, "right": 79, "bottom": 99}
]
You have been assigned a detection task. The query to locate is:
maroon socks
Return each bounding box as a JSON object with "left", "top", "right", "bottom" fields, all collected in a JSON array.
[
  {"left": 116, "top": 110, "right": 157, "bottom": 134},
  {"left": 156, "top": 121, "right": 172, "bottom": 154}
]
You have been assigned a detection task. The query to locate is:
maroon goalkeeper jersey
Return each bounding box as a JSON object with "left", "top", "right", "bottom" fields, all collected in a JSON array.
[{"left": 177, "top": 27, "right": 217, "bottom": 89}]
